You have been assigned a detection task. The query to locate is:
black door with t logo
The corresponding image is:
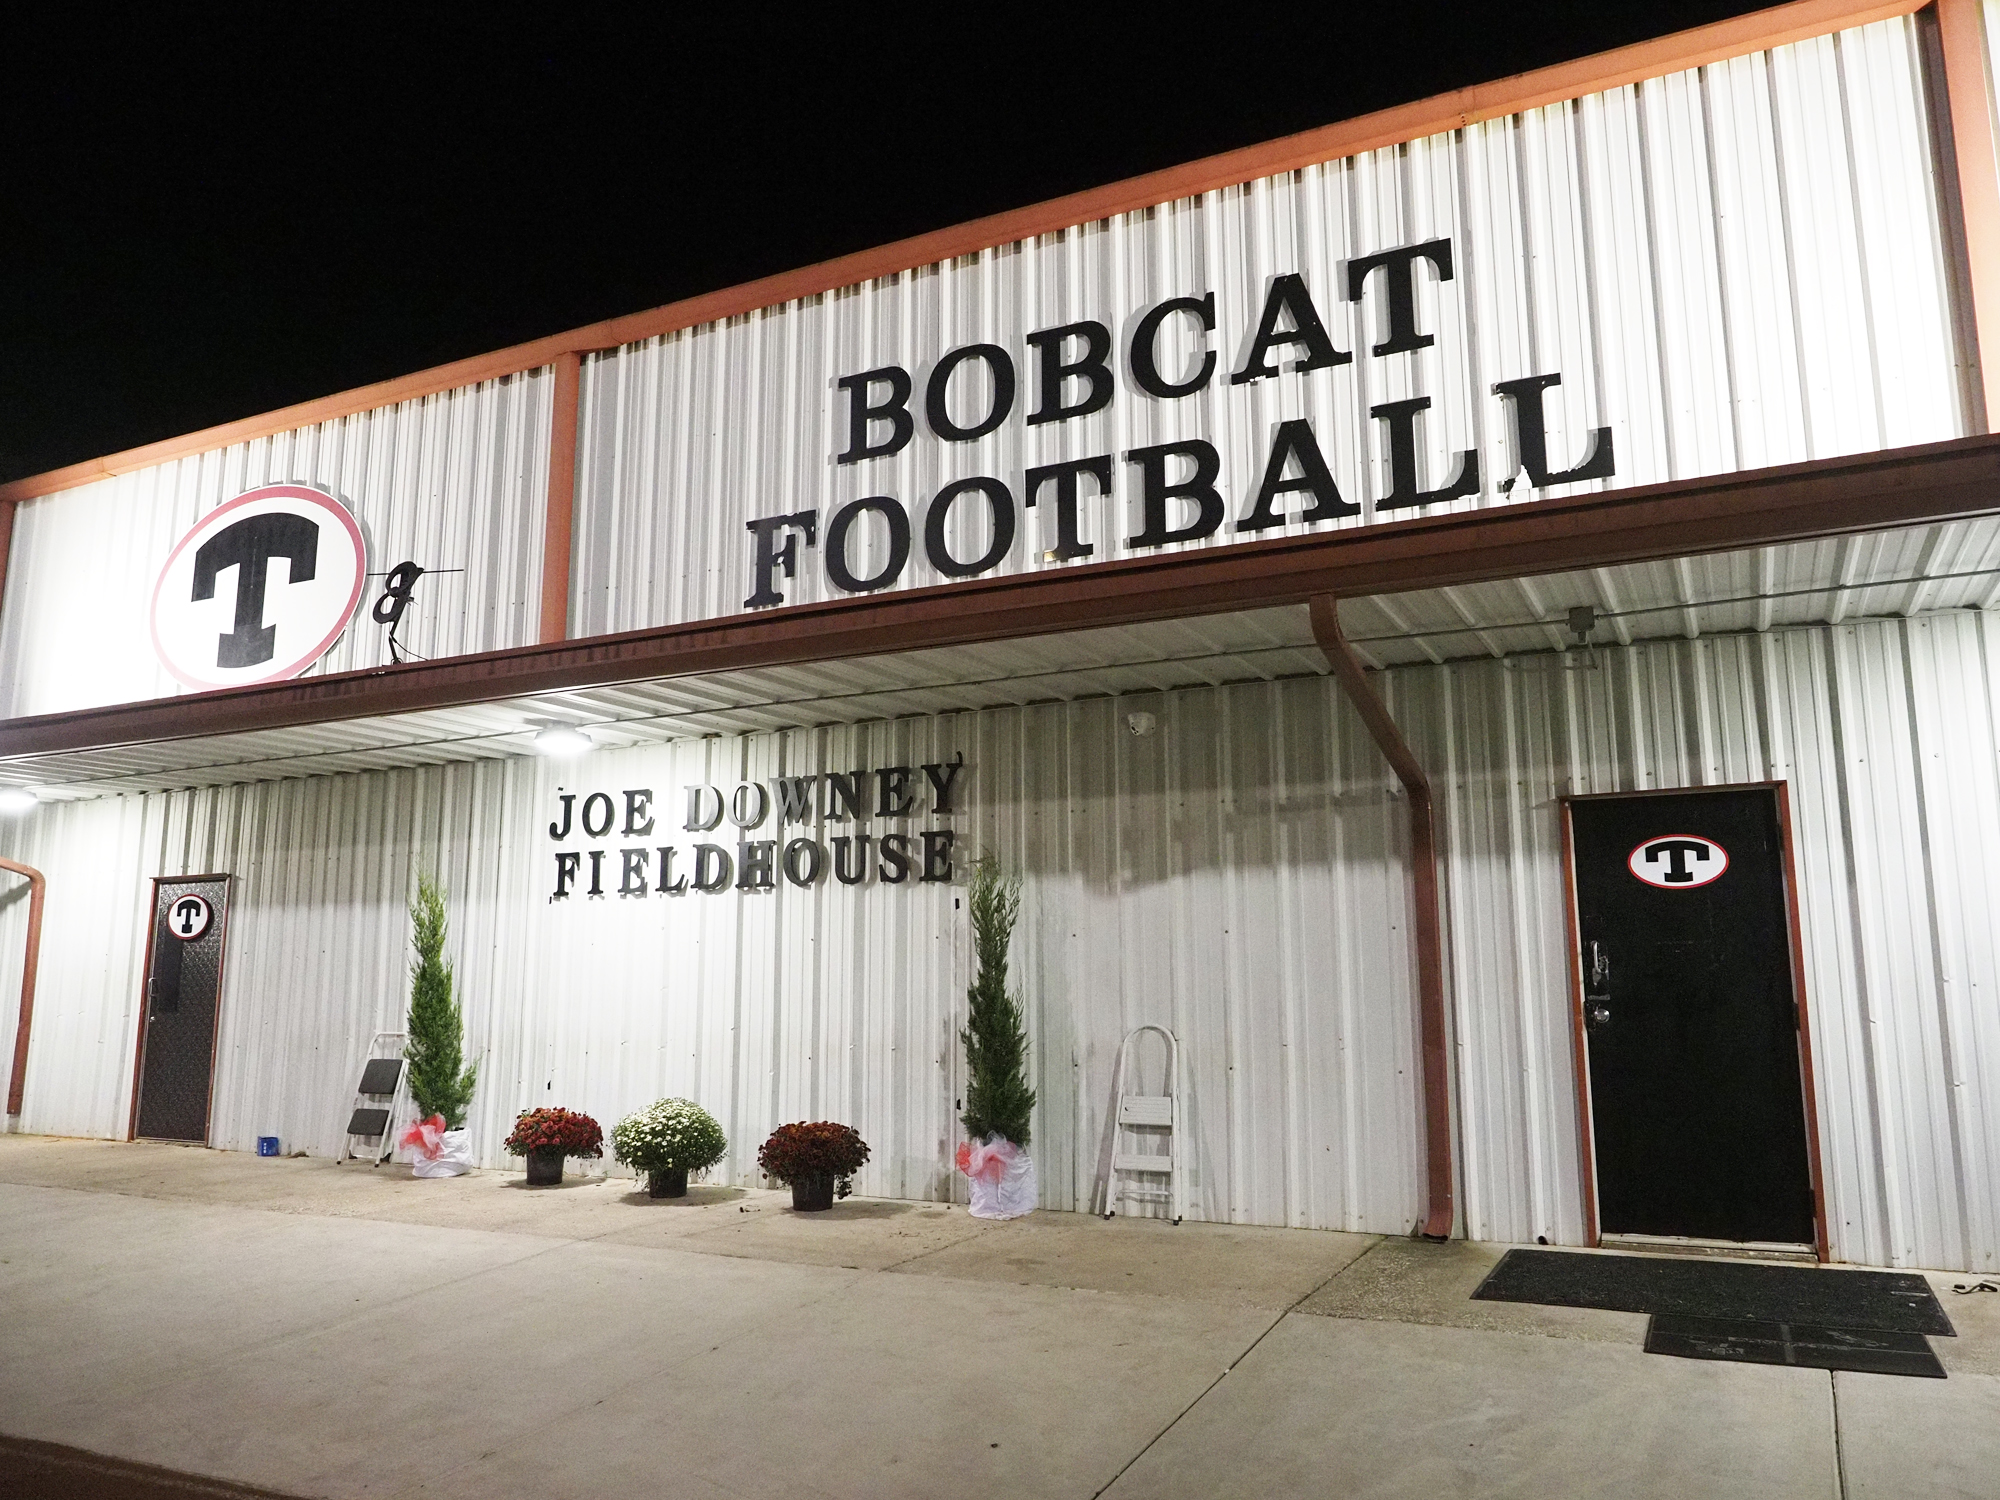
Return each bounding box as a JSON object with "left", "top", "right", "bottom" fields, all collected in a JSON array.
[
  {"left": 134, "top": 876, "right": 232, "bottom": 1142},
  {"left": 1568, "top": 790, "right": 1814, "bottom": 1245}
]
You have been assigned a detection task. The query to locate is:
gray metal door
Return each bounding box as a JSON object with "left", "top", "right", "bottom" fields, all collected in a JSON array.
[{"left": 134, "top": 876, "right": 231, "bottom": 1142}]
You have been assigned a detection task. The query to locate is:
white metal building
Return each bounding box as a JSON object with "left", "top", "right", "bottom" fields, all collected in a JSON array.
[{"left": 4, "top": 0, "right": 2000, "bottom": 1271}]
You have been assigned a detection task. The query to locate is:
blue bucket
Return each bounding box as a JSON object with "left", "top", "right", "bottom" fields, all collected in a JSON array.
[{"left": 257, "top": 1136, "right": 280, "bottom": 1157}]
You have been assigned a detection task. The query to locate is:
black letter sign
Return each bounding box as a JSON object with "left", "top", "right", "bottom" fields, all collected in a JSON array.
[
  {"left": 1345, "top": 239, "right": 1454, "bottom": 356},
  {"left": 1023, "top": 455, "right": 1114, "bottom": 562},
  {"left": 1131, "top": 293, "right": 1218, "bottom": 398},
  {"left": 924, "top": 478, "right": 1015, "bottom": 578},
  {"left": 925, "top": 345, "right": 1016, "bottom": 441},
  {"left": 744, "top": 511, "right": 819, "bottom": 608},
  {"left": 837, "top": 368, "right": 915, "bottom": 464},
  {"left": 1492, "top": 374, "right": 1616, "bottom": 487},
  {"left": 1125, "top": 441, "right": 1225, "bottom": 548},
  {"left": 1235, "top": 420, "right": 1358, "bottom": 532},
  {"left": 1026, "top": 321, "right": 1114, "bottom": 425},
  {"left": 1231, "top": 275, "right": 1350, "bottom": 385},
  {"left": 1371, "top": 398, "right": 1480, "bottom": 511},
  {"left": 825, "top": 497, "right": 912, "bottom": 593}
]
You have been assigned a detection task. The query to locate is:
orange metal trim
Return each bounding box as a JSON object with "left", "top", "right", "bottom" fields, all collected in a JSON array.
[
  {"left": 125, "top": 880, "right": 157, "bottom": 1142},
  {"left": 0, "top": 500, "right": 14, "bottom": 638},
  {"left": 1556, "top": 801, "right": 1602, "bottom": 1247},
  {"left": 0, "top": 0, "right": 1924, "bottom": 508},
  {"left": 540, "top": 352, "right": 582, "bottom": 645},
  {"left": 1937, "top": 0, "right": 2000, "bottom": 429},
  {"left": 1, "top": 856, "right": 45, "bottom": 1117},
  {"left": 1310, "top": 596, "right": 1454, "bottom": 1241},
  {"left": 1774, "top": 781, "right": 1834, "bottom": 1262}
]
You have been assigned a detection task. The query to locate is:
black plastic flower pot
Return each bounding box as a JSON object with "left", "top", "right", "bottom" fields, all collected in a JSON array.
[
  {"left": 791, "top": 1174, "right": 835, "bottom": 1211},
  {"left": 648, "top": 1167, "right": 689, "bottom": 1199},
  {"left": 526, "top": 1148, "right": 565, "bottom": 1186}
]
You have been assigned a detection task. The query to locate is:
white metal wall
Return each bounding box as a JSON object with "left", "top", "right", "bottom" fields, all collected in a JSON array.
[
  {"left": 5, "top": 612, "right": 1999, "bottom": 1270},
  {"left": 0, "top": 682, "right": 1426, "bottom": 1235},
  {"left": 0, "top": 370, "right": 553, "bottom": 719},
  {"left": 1404, "top": 611, "right": 2000, "bottom": 1272},
  {"left": 570, "top": 15, "right": 1964, "bottom": 637}
]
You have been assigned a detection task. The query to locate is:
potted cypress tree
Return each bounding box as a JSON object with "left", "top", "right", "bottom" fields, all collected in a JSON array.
[
  {"left": 955, "top": 856, "right": 1038, "bottom": 1218},
  {"left": 403, "top": 875, "right": 477, "bottom": 1174}
]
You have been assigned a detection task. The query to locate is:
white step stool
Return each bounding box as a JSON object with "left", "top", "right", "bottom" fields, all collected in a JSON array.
[{"left": 1099, "top": 1024, "right": 1183, "bottom": 1223}]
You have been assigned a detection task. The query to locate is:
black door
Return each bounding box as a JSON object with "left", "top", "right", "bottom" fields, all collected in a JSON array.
[
  {"left": 134, "top": 877, "right": 231, "bottom": 1142},
  {"left": 1569, "top": 790, "right": 1814, "bottom": 1245}
]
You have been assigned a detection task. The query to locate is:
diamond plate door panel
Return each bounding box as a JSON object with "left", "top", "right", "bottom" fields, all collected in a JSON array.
[{"left": 135, "top": 878, "right": 231, "bottom": 1142}]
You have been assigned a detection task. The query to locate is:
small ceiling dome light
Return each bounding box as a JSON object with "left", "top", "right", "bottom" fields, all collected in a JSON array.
[
  {"left": 1125, "top": 712, "right": 1158, "bottom": 737},
  {"left": 0, "top": 787, "right": 39, "bottom": 815},
  {"left": 533, "top": 725, "right": 592, "bottom": 757}
]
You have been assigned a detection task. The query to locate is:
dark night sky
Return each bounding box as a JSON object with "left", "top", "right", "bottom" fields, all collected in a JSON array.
[{"left": 0, "top": 3, "right": 1770, "bottom": 485}]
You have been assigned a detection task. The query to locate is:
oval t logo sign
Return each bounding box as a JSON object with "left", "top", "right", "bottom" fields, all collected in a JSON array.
[
  {"left": 1627, "top": 835, "right": 1729, "bottom": 889},
  {"left": 150, "top": 485, "right": 365, "bottom": 690}
]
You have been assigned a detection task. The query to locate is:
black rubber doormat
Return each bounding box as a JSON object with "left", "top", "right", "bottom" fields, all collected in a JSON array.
[
  {"left": 1645, "top": 1315, "right": 1946, "bottom": 1377},
  {"left": 1471, "top": 1249, "right": 1954, "bottom": 1335}
]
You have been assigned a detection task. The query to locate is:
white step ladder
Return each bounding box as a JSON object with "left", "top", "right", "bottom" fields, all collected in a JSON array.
[
  {"left": 1099, "top": 1024, "right": 1183, "bottom": 1223},
  {"left": 338, "top": 1031, "right": 412, "bottom": 1166}
]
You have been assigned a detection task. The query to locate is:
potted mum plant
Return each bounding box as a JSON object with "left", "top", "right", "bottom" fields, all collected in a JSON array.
[
  {"left": 504, "top": 1107, "right": 603, "bottom": 1186},
  {"left": 612, "top": 1098, "right": 727, "bottom": 1198},
  {"left": 757, "top": 1121, "right": 870, "bottom": 1211}
]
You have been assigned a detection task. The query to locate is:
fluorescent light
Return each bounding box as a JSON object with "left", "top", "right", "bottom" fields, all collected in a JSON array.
[
  {"left": 0, "top": 788, "right": 38, "bottom": 815},
  {"left": 533, "top": 726, "right": 592, "bottom": 757}
]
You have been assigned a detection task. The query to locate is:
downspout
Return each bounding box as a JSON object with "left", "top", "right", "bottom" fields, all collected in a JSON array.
[
  {"left": 1, "top": 857, "right": 46, "bottom": 1124},
  {"left": 1309, "top": 596, "right": 1454, "bottom": 1241}
]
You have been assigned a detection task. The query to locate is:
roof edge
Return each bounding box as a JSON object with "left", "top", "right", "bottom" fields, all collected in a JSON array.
[
  {"left": 0, "top": 0, "right": 1921, "bottom": 505},
  {"left": 5, "top": 432, "right": 1995, "bottom": 763}
]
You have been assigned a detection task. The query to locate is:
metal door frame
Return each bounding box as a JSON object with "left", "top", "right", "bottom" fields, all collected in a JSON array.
[
  {"left": 126, "top": 873, "right": 235, "bottom": 1145},
  {"left": 1557, "top": 783, "right": 1829, "bottom": 1262}
]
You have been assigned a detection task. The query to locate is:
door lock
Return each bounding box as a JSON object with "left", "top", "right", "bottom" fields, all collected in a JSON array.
[{"left": 1585, "top": 996, "right": 1612, "bottom": 1030}]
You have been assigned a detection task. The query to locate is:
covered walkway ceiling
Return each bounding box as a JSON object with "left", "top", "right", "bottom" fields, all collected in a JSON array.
[{"left": 3, "top": 508, "right": 1997, "bottom": 803}]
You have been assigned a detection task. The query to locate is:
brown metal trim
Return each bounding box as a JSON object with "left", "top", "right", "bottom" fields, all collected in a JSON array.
[
  {"left": 0, "top": 500, "right": 15, "bottom": 639},
  {"left": 540, "top": 352, "right": 582, "bottom": 645},
  {"left": 0, "top": 0, "right": 1924, "bottom": 508},
  {"left": 1773, "top": 781, "right": 1834, "bottom": 1262},
  {"left": 1556, "top": 801, "right": 1601, "bottom": 1247},
  {"left": 1309, "top": 596, "right": 1454, "bottom": 1241},
  {"left": 1564, "top": 779, "right": 1788, "bottom": 802},
  {"left": 1557, "top": 783, "right": 1829, "bottom": 1257},
  {"left": 126, "top": 879, "right": 161, "bottom": 1141},
  {"left": 1937, "top": 0, "right": 2000, "bottom": 429},
  {"left": 0, "top": 856, "right": 45, "bottom": 1117},
  {"left": 4, "top": 433, "right": 1998, "bottom": 763}
]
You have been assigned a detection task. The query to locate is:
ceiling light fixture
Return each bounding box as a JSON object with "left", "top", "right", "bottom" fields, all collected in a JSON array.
[
  {"left": 532, "top": 726, "right": 593, "bottom": 757},
  {"left": 0, "top": 788, "right": 39, "bottom": 815}
]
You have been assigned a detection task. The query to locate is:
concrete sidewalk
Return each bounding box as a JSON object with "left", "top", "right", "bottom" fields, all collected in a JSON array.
[{"left": 0, "top": 1137, "right": 1993, "bottom": 1499}]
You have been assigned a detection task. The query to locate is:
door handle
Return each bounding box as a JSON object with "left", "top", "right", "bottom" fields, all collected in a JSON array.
[
  {"left": 1587, "top": 940, "right": 1610, "bottom": 987},
  {"left": 1585, "top": 996, "right": 1612, "bottom": 1030}
]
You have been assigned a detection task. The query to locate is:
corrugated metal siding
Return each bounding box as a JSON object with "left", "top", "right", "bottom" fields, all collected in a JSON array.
[
  {"left": 0, "top": 370, "right": 552, "bottom": 719},
  {"left": 0, "top": 681, "right": 1425, "bottom": 1235},
  {"left": 571, "top": 16, "right": 1965, "bottom": 637},
  {"left": 1405, "top": 613, "right": 2000, "bottom": 1271},
  {"left": 6, "top": 611, "right": 2000, "bottom": 1269}
]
